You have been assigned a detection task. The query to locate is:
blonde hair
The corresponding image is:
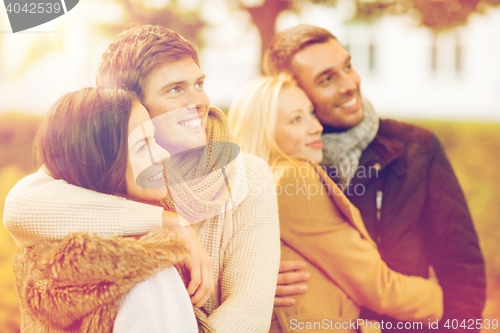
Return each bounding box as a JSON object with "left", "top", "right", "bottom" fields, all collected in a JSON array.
[{"left": 228, "top": 75, "right": 295, "bottom": 168}]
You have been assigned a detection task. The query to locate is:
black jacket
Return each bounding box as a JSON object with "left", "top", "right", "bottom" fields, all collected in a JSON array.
[{"left": 324, "top": 119, "right": 486, "bottom": 332}]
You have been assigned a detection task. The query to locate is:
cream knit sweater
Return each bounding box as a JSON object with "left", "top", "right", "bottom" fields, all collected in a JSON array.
[{"left": 4, "top": 153, "right": 280, "bottom": 333}]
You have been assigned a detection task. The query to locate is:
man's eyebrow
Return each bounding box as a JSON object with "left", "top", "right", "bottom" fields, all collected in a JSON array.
[
  {"left": 158, "top": 80, "right": 185, "bottom": 94},
  {"left": 313, "top": 55, "right": 352, "bottom": 82},
  {"left": 157, "top": 74, "right": 206, "bottom": 94},
  {"left": 314, "top": 68, "right": 333, "bottom": 82}
]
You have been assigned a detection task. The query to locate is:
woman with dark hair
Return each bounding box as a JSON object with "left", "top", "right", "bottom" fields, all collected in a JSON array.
[
  {"left": 13, "top": 87, "right": 211, "bottom": 332},
  {"left": 37, "top": 87, "right": 143, "bottom": 195}
]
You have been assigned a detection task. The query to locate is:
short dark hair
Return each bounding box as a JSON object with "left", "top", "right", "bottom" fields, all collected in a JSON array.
[
  {"left": 96, "top": 25, "right": 199, "bottom": 101},
  {"left": 36, "top": 87, "right": 137, "bottom": 195},
  {"left": 262, "top": 24, "right": 336, "bottom": 76}
]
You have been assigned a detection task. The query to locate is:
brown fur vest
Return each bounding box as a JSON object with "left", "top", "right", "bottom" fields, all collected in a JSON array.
[{"left": 14, "top": 228, "right": 210, "bottom": 332}]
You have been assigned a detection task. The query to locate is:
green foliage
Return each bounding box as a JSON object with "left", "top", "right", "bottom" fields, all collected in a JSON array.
[
  {"left": 6, "top": 0, "right": 205, "bottom": 76},
  {"left": 98, "top": 0, "right": 205, "bottom": 49},
  {"left": 352, "top": 0, "right": 500, "bottom": 31}
]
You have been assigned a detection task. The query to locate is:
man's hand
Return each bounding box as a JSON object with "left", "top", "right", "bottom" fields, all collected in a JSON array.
[
  {"left": 274, "top": 260, "right": 310, "bottom": 307},
  {"left": 163, "top": 211, "right": 214, "bottom": 308}
]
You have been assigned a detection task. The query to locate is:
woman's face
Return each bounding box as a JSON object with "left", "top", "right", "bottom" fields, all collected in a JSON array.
[
  {"left": 275, "top": 85, "right": 324, "bottom": 163},
  {"left": 125, "top": 102, "right": 170, "bottom": 202}
]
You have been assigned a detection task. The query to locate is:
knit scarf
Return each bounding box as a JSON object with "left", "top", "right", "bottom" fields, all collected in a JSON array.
[
  {"left": 160, "top": 107, "right": 247, "bottom": 224},
  {"left": 321, "top": 96, "right": 379, "bottom": 189}
]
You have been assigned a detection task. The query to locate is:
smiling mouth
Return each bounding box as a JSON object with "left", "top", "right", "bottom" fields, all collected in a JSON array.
[
  {"left": 148, "top": 170, "right": 164, "bottom": 182},
  {"left": 306, "top": 140, "right": 323, "bottom": 149},
  {"left": 340, "top": 97, "right": 357, "bottom": 108},
  {"left": 178, "top": 118, "right": 202, "bottom": 128}
]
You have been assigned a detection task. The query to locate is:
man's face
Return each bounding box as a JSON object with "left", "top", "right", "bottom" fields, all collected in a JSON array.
[
  {"left": 291, "top": 39, "right": 364, "bottom": 130},
  {"left": 142, "top": 57, "right": 210, "bottom": 157}
]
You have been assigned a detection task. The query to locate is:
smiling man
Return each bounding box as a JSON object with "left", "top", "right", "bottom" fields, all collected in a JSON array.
[
  {"left": 141, "top": 57, "right": 209, "bottom": 158},
  {"left": 263, "top": 24, "right": 485, "bottom": 332},
  {"left": 291, "top": 39, "right": 364, "bottom": 130}
]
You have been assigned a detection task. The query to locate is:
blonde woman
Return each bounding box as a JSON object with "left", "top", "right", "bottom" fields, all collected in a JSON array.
[{"left": 228, "top": 76, "right": 443, "bottom": 332}]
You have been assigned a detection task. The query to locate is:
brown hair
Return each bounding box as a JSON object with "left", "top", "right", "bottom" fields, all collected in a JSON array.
[
  {"left": 96, "top": 25, "right": 199, "bottom": 101},
  {"left": 262, "top": 24, "right": 336, "bottom": 76},
  {"left": 36, "top": 87, "right": 137, "bottom": 196},
  {"left": 228, "top": 75, "right": 295, "bottom": 167}
]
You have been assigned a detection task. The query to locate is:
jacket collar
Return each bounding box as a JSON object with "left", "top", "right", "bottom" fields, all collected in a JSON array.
[
  {"left": 322, "top": 119, "right": 407, "bottom": 186},
  {"left": 359, "top": 119, "right": 406, "bottom": 177}
]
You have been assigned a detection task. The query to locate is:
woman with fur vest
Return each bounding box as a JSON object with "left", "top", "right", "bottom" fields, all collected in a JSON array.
[{"left": 13, "top": 87, "right": 212, "bottom": 332}]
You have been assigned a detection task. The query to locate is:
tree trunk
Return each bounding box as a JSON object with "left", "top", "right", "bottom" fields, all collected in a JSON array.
[{"left": 246, "top": 0, "right": 291, "bottom": 69}]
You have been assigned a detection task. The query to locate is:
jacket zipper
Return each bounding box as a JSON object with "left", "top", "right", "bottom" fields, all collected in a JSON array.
[{"left": 376, "top": 190, "right": 383, "bottom": 245}]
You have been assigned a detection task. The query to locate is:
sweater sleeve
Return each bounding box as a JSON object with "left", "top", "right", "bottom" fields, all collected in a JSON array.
[
  {"left": 207, "top": 156, "right": 281, "bottom": 333},
  {"left": 3, "top": 168, "right": 163, "bottom": 247},
  {"left": 277, "top": 162, "right": 443, "bottom": 323},
  {"left": 425, "top": 134, "right": 485, "bottom": 331}
]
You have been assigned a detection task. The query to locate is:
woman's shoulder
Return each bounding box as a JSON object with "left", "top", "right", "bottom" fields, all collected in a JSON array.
[
  {"left": 241, "top": 151, "right": 269, "bottom": 169},
  {"left": 240, "top": 152, "right": 274, "bottom": 185},
  {"left": 4, "top": 168, "right": 63, "bottom": 221},
  {"left": 9, "top": 168, "right": 53, "bottom": 190},
  {"left": 223, "top": 152, "right": 276, "bottom": 211},
  {"left": 273, "top": 158, "right": 322, "bottom": 186}
]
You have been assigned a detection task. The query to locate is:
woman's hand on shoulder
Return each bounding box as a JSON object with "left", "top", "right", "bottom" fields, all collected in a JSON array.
[{"left": 162, "top": 210, "right": 214, "bottom": 308}]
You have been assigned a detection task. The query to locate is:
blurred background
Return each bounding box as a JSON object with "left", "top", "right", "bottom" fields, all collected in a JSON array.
[{"left": 1, "top": 0, "right": 499, "bottom": 331}]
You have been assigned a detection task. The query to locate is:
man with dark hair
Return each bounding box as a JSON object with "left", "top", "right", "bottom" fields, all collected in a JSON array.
[{"left": 265, "top": 24, "right": 485, "bottom": 332}]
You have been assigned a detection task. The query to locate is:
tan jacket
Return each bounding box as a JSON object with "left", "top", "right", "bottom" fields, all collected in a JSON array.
[
  {"left": 270, "top": 158, "right": 443, "bottom": 333},
  {"left": 14, "top": 228, "right": 192, "bottom": 333}
]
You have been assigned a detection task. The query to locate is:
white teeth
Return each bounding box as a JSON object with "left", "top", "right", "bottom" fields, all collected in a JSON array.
[
  {"left": 341, "top": 97, "right": 357, "bottom": 108},
  {"left": 149, "top": 171, "right": 163, "bottom": 181},
  {"left": 179, "top": 118, "right": 202, "bottom": 127}
]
